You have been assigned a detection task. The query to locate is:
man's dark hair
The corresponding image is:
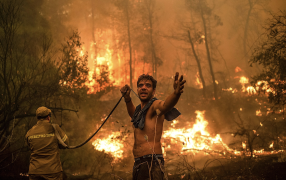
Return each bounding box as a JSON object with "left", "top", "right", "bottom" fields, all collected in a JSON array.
[{"left": 137, "top": 74, "right": 157, "bottom": 89}]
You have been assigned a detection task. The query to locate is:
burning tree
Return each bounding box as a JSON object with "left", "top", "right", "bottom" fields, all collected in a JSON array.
[
  {"left": 250, "top": 11, "right": 286, "bottom": 112},
  {"left": 113, "top": 0, "right": 135, "bottom": 89},
  {"left": 60, "top": 29, "right": 89, "bottom": 97}
]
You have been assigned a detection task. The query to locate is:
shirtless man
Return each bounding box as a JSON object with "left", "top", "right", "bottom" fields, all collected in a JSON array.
[{"left": 120, "top": 72, "right": 186, "bottom": 180}]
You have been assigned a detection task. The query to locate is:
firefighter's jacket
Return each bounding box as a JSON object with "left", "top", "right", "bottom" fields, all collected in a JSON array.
[{"left": 26, "top": 119, "right": 68, "bottom": 174}]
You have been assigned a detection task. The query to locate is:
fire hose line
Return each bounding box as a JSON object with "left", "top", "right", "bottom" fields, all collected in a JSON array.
[{"left": 53, "top": 89, "right": 138, "bottom": 149}]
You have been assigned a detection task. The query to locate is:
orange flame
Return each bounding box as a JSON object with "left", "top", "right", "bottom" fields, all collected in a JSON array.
[
  {"left": 162, "top": 111, "right": 231, "bottom": 155},
  {"left": 85, "top": 42, "right": 153, "bottom": 94},
  {"left": 239, "top": 76, "right": 249, "bottom": 92},
  {"left": 92, "top": 132, "right": 127, "bottom": 162},
  {"left": 269, "top": 141, "right": 274, "bottom": 148},
  {"left": 256, "top": 110, "right": 262, "bottom": 116},
  {"left": 242, "top": 142, "right": 246, "bottom": 150},
  {"left": 246, "top": 86, "right": 256, "bottom": 95},
  {"left": 91, "top": 110, "right": 283, "bottom": 161},
  {"left": 235, "top": 66, "right": 242, "bottom": 73},
  {"left": 195, "top": 72, "right": 203, "bottom": 89}
]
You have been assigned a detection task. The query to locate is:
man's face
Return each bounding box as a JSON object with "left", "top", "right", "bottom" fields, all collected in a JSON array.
[{"left": 137, "top": 79, "right": 155, "bottom": 102}]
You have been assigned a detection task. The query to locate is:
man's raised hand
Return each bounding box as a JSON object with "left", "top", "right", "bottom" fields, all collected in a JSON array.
[
  {"left": 173, "top": 72, "right": 186, "bottom": 94},
  {"left": 120, "top": 85, "right": 131, "bottom": 101}
]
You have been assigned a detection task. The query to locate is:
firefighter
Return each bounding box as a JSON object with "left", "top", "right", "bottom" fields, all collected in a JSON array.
[{"left": 26, "top": 106, "right": 68, "bottom": 180}]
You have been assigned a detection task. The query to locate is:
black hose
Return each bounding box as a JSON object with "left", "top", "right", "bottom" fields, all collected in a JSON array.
[{"left": 66, "top": 92, "right": 127, "bottom": 149}]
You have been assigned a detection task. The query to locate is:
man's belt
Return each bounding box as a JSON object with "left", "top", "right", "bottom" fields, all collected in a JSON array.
[{"left": 134, "top": 154, "right": 163, "bottom": 162}]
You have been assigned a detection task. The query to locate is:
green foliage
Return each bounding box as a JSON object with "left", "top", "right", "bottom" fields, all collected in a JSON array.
[{"left": 250, "top": 11, "right": 286, "bottom": 106}]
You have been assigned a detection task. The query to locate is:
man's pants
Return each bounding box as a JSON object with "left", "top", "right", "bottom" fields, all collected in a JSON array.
[
  {"left": 133, "top": 154, "right": 168, "bottom": 180},
  {"left": 29, "top": 172, "right": 63, "bottom": 180}
]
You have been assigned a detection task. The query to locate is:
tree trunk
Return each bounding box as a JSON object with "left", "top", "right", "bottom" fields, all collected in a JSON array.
[
  {"left": 145, "top": 0, "right": 157, "bottom": 79},
  {"left": 200, "top": 6, "right": 218, "bottom": 100},
  {"left": 187, "top": 31, "right": 206, "bottom": 98},
  {"left": 243, "top": 0, "right": 253, "bottom": 69}
]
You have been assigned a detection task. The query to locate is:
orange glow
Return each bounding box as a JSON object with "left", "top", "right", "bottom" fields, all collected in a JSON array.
[
  {"left": 222, "top": 87, "right": 238, "bottom": 93},
  {"left": 195, "top": 72, "right": 203, "bottom": 89},
  {"left": 269, "top": 141, "right": 274, "bottom": 148},
  {"left": 227, "top": 76, "right": 276, "bottom": 97},
  {"left": 79, "top": 50, "right": 84, "bottom": 57},
  {"left": 242, "top": 142, "right": 246, "bottom": 150},
  {"left": 85, "top": 43, "right": 119, "bottom": 93},
  {"left": 256, "top": 110, "right": 262, "bottom": 116},
  {"left": 92, "top": 132, "right": 127, "bottom": 162},
  {"left": 239, "top": 76, "right": 249, "bottom": 92},
  {"left": 87, "top": 65, "right": 284, "bottom": 160},
  {"left": 246, "top": 86, "right": 256, "bottom": 95},
  {"left": 91, "top": 110, "right": 283, "bottom": 161},
  {"left": 256, "top": 80, "right": 275, "bottom": 94},
  {"left": 235, "top": 66, "right": 242, "bottom": 73},
  {"left": 171, "top": 120, "right": 179, "bottom": 127},
  {"left": 162, "top": 111, "right": 232, "bottom": 155},
  {"left": 86, "top": 70, "right": 96, "bottom": 94},
  {"left": 84, "top": 41, "right": 153, "bottom": 93}
]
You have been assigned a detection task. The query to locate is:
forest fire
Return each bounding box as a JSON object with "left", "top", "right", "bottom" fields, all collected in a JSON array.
[
  {"left": 162, "top": 111, "right": 231, "bottom": 154},
  {"left": 221, "top": 73, "right": 276, "bottom": 97},
  {"left": 87, "top": 62, "right": 283, "bottom": 164},
  {"left": 2, "top": 0, "right": 286, "bottom": 179},
  {"left": 86, "top": 44, "right": 118, "bottom": 93},
  {"left": 92, "top": 109, "right": 284, "bottom": 163},
  {"left": 161, "top": 110, "right": 284, "bottom": 158},
  {"left": 92, "top": 131, "right": 127, "bottom": 162},
  {"left": 85, "top": 42, "right": 153, "bottom": 94}
]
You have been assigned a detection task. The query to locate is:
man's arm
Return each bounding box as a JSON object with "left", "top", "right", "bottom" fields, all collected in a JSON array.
[
  {"left": 153, "top": 72, "right": 186, "bottom": 115},
  {"left": 55, "top": 125, "right": 69, "bottom": 148},
  {"left": 120, "top": 85, "right": 136, "bottom": 118}
]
